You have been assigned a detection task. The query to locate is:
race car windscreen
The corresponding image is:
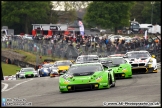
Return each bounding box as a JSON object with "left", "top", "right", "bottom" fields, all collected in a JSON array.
[
  {"left": 108, "top": 58, "right": 125, "bottom": 65},
  {"left": 57, "top": 61, "right": 71, "bottom": 66},
  {"left": 99, "top": 58, "right": 108, "bottom": 63},
  {"left": 22, "top": 68, "right": 35, "bottom": 72},
  {"left": 67, "top": 65, "right": 102, "bottom": 74},
  {"left": 76, "top": 56, "right": 98, "bottom": 63},
  {"left": 42, "top": 64, "right": 52, "bottom": 68},
  {"left": 127, "top": 52, "right": 150, "bottom": 58}
]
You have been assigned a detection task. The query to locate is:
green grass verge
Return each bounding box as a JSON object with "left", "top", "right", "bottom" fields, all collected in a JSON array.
[
  {"left": 2, "top": 48, "right": 65, "bottom": 65},
  {"left": 2, "top": 62, "right": 21, "bottom": 76}
]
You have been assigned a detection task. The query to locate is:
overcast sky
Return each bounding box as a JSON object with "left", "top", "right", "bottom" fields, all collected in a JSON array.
[{"left": 52, "top": 1, "right": 90, "bottom": 11}]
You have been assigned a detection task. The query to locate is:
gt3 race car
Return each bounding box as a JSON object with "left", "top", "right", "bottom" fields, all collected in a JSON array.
[
  {"left": 16, "top": 67, "right": 39, "bottom": 79},
  {"left": 75, "top": 55, "right": 99, "bottom": 64},
  {"left": 59, "top": 63, "right": 115, "bottom": 93},
  {"left": 53, "top": 60, "right": 72, "bottom": 74},
  {"left": 38, "top": 64, "right": 52, "bottom": 77},
  {"left": 123, "top": 50, "right": 158, "bottom": 74},
  {"left": 99, "top": 57, "right": 132, "bottom": 79},
  {"left": 50, "top": 67, "right": 59, "bottom": 77}
]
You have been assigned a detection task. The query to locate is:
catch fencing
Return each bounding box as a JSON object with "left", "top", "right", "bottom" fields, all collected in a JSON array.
[{"left": 1, "top": 37, "right": 161, "bottom": 62}]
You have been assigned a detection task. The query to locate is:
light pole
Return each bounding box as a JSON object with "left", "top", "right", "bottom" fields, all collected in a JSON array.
[{"left": 151, "top": 1, "right": 155, "bottom": 24}]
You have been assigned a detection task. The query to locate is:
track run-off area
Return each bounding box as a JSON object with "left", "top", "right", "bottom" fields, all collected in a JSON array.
[{"left": 1, "top": 69, "right": 161, "bottom": 107}]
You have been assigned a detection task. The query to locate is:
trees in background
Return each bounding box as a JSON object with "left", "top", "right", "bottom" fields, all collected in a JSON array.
[
  {"left": 1, "top": 1, "right": 161, "bottom": 34},
  {"left": 2, "top": 1, "right": 51, "bottom": 34},
  {"left": 83, "top": 1, "right": 135, "bottom": 34},
  {"left": 130, "top": 1, "right": 161, "bottom": 25}
]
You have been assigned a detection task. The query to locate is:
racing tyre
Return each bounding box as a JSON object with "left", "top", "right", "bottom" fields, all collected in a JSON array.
[
  {"left": 39, "top": 71, "right": 42, "bottom": 77},
  {"left": 107, "top": 74, "right": 111, "bottom": 89},
  {"left": 110, "top": 74, "right": 115, "bottom": 87},
  {"left": 113, "top": 72, "right": 116, "bottom": 82}
]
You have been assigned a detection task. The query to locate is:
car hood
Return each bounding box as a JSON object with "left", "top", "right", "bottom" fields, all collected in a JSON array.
[
  {"left": 109, "top": 64, "right": 129, "bottom": 73},
  {"left": 25, "top": 71, "right": 34, "bottom": 75},
  {"left": 127, "top": 57, "right": 150, "bottom": 64},
  {"left": 58, "top": 66, "right": 70, "bottom": 70},
  {"left": 60, "top": 71, "right": 105, "bottom": 83}
]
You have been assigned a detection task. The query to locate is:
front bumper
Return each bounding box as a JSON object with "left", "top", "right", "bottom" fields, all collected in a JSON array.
[
  {"left": 132, "top": 66, "right": 147, "bottom": 74},
  {"left": 19, "top": 74, "right": 38, "bottom": 78},
  {"left": 59, "top": 82, "right": 108, "bottom": 92},
  {"left": 40, "top": 71, "right": 50, "bottom": 76},
  {"left": 58, "top": 70, "right": 67, "bottom": 73},
  {"left": 50, "top": 74, "right": 59, "bottom": 77},
  {"left": 131, "top": 64, "right": 157, "bottom": 74},
  {"left": 114, "top": 73, "right": 132, "bottom": 79},
  {"left": 25, "top": 74, "right": 38, "bottom": 78}
]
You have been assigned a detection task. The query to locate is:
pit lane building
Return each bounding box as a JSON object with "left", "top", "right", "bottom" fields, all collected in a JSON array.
[{"left": 32, "top": 23, "right": 80, "bottom": 36}]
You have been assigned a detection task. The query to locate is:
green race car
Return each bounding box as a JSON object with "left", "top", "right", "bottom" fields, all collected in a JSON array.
[
  {"left": 16, "top": 67, "right": 39, "bottom": 79},
  {"left": 99, "top": 57, "right": 132, "bottom": 79},
  {"left": 59, "top": 63, "right": 115, "bottom": 93}
]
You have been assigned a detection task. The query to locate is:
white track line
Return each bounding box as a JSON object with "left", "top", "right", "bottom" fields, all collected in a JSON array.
[
  {"left": 2, "top": 79, "right": 33, "bottom": 92},
  {"left": 1, "top": 83, "right": 9, "bottom": 92}
]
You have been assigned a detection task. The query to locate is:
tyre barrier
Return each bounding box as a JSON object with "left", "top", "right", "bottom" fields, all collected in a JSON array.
[{"left": 4, "top": 75, "right": 16, "bottom": 80}]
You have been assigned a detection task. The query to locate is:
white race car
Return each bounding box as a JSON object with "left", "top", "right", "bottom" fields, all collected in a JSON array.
[
  {"left": 75, "top": 55, "right": 99, "bottom": 64},
  {"left": 16, "top": 67, "right": 39, "bottom": 79},
  {"left": 123, "top": 50, "right": 157, "bottom": 74}
]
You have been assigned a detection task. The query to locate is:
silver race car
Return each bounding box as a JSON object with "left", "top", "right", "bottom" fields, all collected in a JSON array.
[
  {"left": 75, "top": 55, "right": 99, "bottom": 64},
  {"left": 123, "top": 50, "right": 157, "bottom": 74}
]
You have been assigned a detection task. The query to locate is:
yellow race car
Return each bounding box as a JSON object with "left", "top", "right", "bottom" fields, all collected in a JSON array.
[{"left": 50, "top": 60, "right": 72, "bottom": 77}]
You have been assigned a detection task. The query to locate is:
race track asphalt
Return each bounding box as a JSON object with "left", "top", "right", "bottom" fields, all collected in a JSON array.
[{"left": 1, "top": 70, "right": 161, "bottom": 107}]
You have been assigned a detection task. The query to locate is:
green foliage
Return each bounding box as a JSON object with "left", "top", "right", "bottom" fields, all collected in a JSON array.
[
  {"left": 83, "top": 1, "right": 134, "bottom": 30},
  {"left": 130, "top": 1, "right": 145, "bottom": 23},
  {"left": 130, "top": 1, "right": 161, "bottom": 25},
  {"left": 2, "top": 62, "right": 21, "bottom": 76},
  {"left": 142, "top": 1, "right": 161, "bottom": 25},
  {"left": 2, "top": 1, "right": 52, "bottom": 34}
]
